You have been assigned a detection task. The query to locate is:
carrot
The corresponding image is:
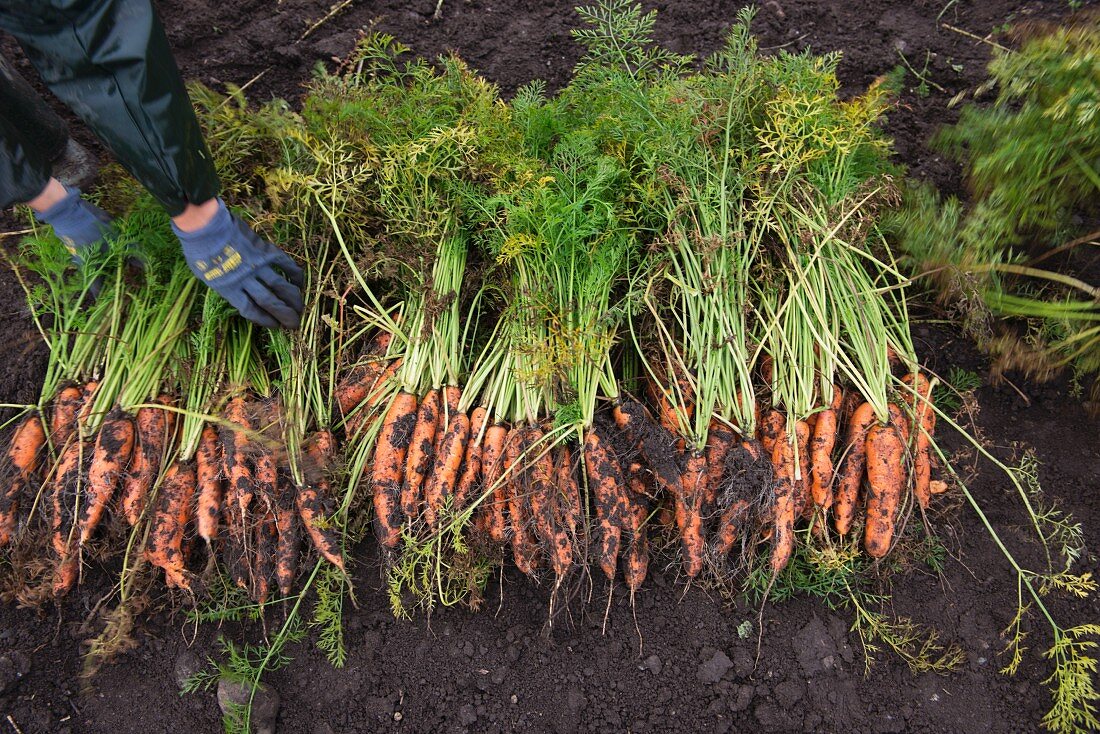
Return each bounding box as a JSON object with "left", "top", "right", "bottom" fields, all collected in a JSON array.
[
  {"left": 49, "top": 385, "right": 83, "bottom": 449},
  {"left": 809, "top": 405, "right": 838, "bottom": 512},
  {"left": 253, "top": 444, "right": 278, "bottom": 515},
  {"left": 714, "top": 498, "right": 750, "bottom": 557},
  {"left": 1, "top": 414, "right": 46, "bottom": 546},
  {"left": 759, "top": 409, "right": 785, "bottom": 458},
  {"left": 506, "top": 426, "right": 540, "bottom": 576},
  {"left": 401, "top": 388, "right": 439, "bottom": 522},
  {"left": 144, "top": 459, "right": 197, "bottom": 590},
  {"left": 794, "top": 419, "right": 811, "bottom": 518},
  {"left": 678, "top": 450, "right": 707, "bottom": 578},
  {"left": 480, "top": 424, "right": 510, "bottom": 544},
  {"left": 275, "top": 472, "right": 300, "bottom": 596},
  {"left": 584, "top": 428, "right": 625, "bottom": 582},
  {"left": 703, "top": 419, "right": 736, "bottom": 519},
  {"left": 221, "top": 396, "right": 255, "bottom": 524},
  {"left": 887, "top": 403, "right": 910, "bottom": 445},
  {"left": 51, "top": 439, "right": 85, "bottom": 559},
  {"left": 79, "top": 410, "right": 135, "bottom": 543},
  {"left": 612, "top": 398, "right": 683, "bottom": 521},
  {"left": 864, "top": 421, "right": 906, "bottom": 558},
  {"left": 363, "top": 358, "right": 403, "bottom": 411},
  {"left": 833, "top": 402, "right": 877, "bottom": 536},
  {"left": 453, "top": 406, "right": 488, "bottom": 510},
  {"left": 372, "top": 390, "right": 416, "bottom": 548},
  {"left": 424, "top": 410, "right": 471, "bottom": 528},
  {"left": 121, "top": 401, "right": 171, "bottom": 525},
  {"left": 195, "top": 425, "right": 223, "bottom": 543},
  {"left": 334, "top": 358, "right": 388, "bottom": 417},
  {"left": 624, "top": 461, "right": 650, "bottom": 591},
  {"left": 76, "top": 380, "right": 99, "bottom": 431},
  {"left": 901, "top": 372, "right": 936, "bottom": 510},
  {"left": 769, "top": 429, "right": 797, "bottom": 573},
  {"left": 547, "top": 445, "right": 577, "bottom": 579},
  {"left": 253, "top": 510, "right": 276, "bottom": 604},
  {"left": 646, "top": 376, "right": 681, "bottom": 436},
  {"left": 298, "top": 430, "right": 344, "bottom": 570}
]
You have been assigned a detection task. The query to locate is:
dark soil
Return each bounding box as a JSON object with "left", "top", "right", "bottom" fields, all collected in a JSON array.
[{"left": 2, "top": 1, "right": 1099, "bottom": 733}]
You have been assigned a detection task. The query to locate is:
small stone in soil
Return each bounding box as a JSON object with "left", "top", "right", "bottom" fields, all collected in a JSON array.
[
  {"left": 218, "top": 679, "right": 279, "bottom": 734},
  {"left": 640, "top": 654, "right": 662, "bottom": 675}
]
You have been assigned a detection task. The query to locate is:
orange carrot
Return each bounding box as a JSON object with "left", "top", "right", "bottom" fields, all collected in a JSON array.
[
  {"left": 678, "top": 450, "right": 707, "bottom": 578},
  {"left": 221, "top": 396, "right": 255, "bottom": 523},
  {"left": 480, "top": 423, "right": 509, "bottom": 544},
  {"left": 297, "top": 430, "right": 343, "bottom": 570},
  {"left": 703, "top": 419, "right": 735, "bottom": 518},
  {"left": 557, "top": 442, "right": 581, "bottom": 538},
  {"left": 401, "top": 388, "right": 439, "bottom": 522},
  {"left": 864, "top": 421, "right": 906, "bottom": 558},
  {"left": 79, "top": 410, "right": 135, "bottom": 543},
  {"left": 50, "top": 385, "right": 83, "bottom": 449},
  {"left": 195, "top": 425, "right": 223, "bottom": 542},
  {"left": 901, "top": 372, "right": 935, "bottom": 510},
  {"left": 833, "top": 402, "right": 877, "bottom": 536},
  {"left": 506, "top": 426, "right": 540, "bottom": 576},
  {"left": 794, "top": 419, "right": 811, "bottom": 518},
  {"left": 1, "top": 414, "right": 46, "bottom": 546},
  {"left": 275, "top": 472, "right": 300, "bottom": 596},
  {"left": 121, "top": 401, "right": 171, "bottom": 525},
  {"left": 372, "top": 390, "right": 417, "bottom": 548},
  {"left": 759, "top": 409, "right": 785, "bottom": 458},
  {"left": 809, "top": 406, "right": 838, "bottom": 512},
  {"left": 335, "top": 359, "right": 388, "bottom": 417},
  {"left": 253, "top": 510, "right": 277, "bottom": 604},
  {"left": 76, "top": 380, "right": 99, "bottom": 431},
  {"left": 423, "top": 410, "right": 470, "bottom": 527},
  {"left": 453, "top": 406, "right": 488, "bottom": 510},
  {"left": 624, "top": 461, "right": 650, "bottom": 591},
  {"left": 51, "top": 439, "right": 85, "bottom": 559},
  {"left": 770, "top": 430, "right": 797, "bottom": 573},
  {"left": 584, "top": 428, "right": 625, "bottom": 582},
  {"left": 144, "top": 459, "right": 197, "bottom": 590}
]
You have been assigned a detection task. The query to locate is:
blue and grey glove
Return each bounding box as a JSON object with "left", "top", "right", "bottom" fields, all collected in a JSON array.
[
  {"left": 33, "top": 185, "right": 113, "bottom": 265},
  {"left": 173, "top": 199, "right": 304, "bottom": 329}
]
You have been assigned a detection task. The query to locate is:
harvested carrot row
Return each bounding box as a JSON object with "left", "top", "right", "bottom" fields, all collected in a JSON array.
[
  {"left": 145, "top": 459, "right": 198, "bottom": 590},
  {"left": 0, "top": 413, "right": 46, "bottom": 547},
  {"left": 79, "top": 409, "right": 135, "bottom": 543},
  {"left": 372, "top": 390, "right": 417, "bottom": 548}
]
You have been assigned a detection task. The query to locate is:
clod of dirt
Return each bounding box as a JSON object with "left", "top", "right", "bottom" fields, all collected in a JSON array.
[
  {"left": 218, "top": 679, "right": 280, "bottom": 734},
  {"left": 792, "top": 615, "right": 839, "bottom": 676},
  {"left": 640, "top": 654, "right": 662, "bottom": 675},
  {"left": 174, "top": 649, "right": 203, "bottom": 690},
  {"left": 730, "top": 684, "right": 755, "bottom": 712},
  {"left": 0, "top": 650, "right": 30, "bottom": 695},
  {"left": 697, "top": 650, "right": 733, "bottom": 684}
]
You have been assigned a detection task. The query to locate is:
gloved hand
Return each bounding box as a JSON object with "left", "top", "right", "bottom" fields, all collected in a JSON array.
[
  {"left": 33, "top": 185, "right": 112, "bottom": 266},
  {"left": 173, "top": 199, "right": 304, "bottom": 329}
]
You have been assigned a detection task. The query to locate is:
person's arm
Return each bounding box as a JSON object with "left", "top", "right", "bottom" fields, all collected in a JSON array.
[{"left": 0, "top": 0, "right": 303, "bottom": 329}]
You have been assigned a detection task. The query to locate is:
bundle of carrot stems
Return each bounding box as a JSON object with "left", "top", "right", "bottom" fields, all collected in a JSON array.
[{"left": 2, "top": 6, "right": 947, "bottom": 613}]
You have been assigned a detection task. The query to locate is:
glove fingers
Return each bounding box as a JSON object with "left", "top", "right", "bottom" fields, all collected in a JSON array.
[
  {"left": 229, "top": 291, "right": 281, "bottom": 330},
  {"left": 270, "top": 250, "right": 305, "bottom": 289},
  {"left": 244, "top": 281, "right": 301, "bottom": 330},
  {"left": 257, "top": 266, "right": 305, "bottom": 315}
]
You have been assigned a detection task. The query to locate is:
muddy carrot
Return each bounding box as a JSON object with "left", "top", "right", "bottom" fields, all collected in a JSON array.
[
  {"left": 372, "top": 390, "right": 416, "bottom": 548},
  {"left": 864, "top": 421, "right": 906, "bottom": 558},
  {"left": 557, "top": 442, "right": 581, "bottom": 538},
  {"left": 195, "top": 425, "right": 223, "bottom": 542},
  {"left": 121, "top": 401, "right": 171, "bottom": 525},
  {"left": 76, "top": 380, "right": 99, "bottom": 431},
  {"left": 480, "top": 424, "right": 509, "bottom": 543},
  {"left": 833, "top": 402, "right": 877, "bottom": 536},
  {"left": 678, "top": 450, "right": 706, "bottom": 578},
  {"left": 50, "top": 385, "right": 83, "bottom": 449},
  {"left": 79, "top": 409, "right": 135, "bottom": 543},
  {"left": 423, "top": 410, "right": 470, "bottom": 527},
  {"left": 624, "top": 461, "right": 650, "bottom": 591},
  {"left": 144, "top": 459, "right": 197, "bottom": 590},
  {"left": 770, "top": 430, "right": 797, "bottom": 573},
  {"left": 0, "top": 414, "right": 46, "bottom": 546},
  {"left": 401, "top": 388, "right": 439, "bottom": 522},
  {"left": 704, "top": 419, "right": 735, "bottom": 519},
  {"left": 506, "top": 427, "right": 540, "bottom": 576},
  {"left": 794, "top": 419, "right": 811, "bottom": 518},
  {"left": 298, "top": 430, "right": 344, "bottom": 570},
  {"left": 453, "top": 406, "right": 488, "bottom": 510},
  {"left": 809, "top": 405, "right": 838, "bottom": 512},
  {"left": 585, "top": 428, "right": 625, "bottom": 582},
  {"left": 275, "top": 473, "right": 300, "bottom": 596},
  {"left": 221, "top": 396, "right": 255, "bottom": 523},
  {"left": 901, "top": 373, "right": 935, "bottom": 510},
  {"left": 759, "top": 409, "right": 785, "bottom": 458},
  {"left": 548, "top": 444, "right": 577, "bottom": 579}
]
